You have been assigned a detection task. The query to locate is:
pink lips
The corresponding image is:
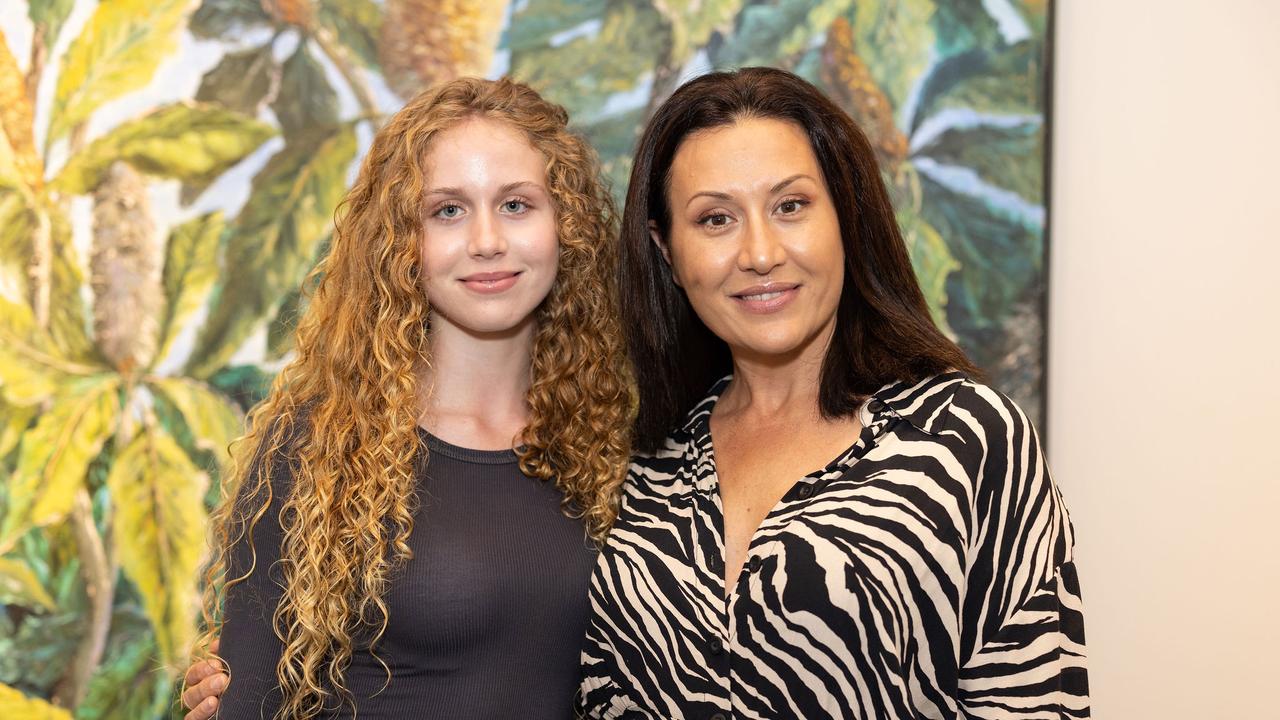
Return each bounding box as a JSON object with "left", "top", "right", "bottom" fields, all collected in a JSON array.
[
  {"left": 460, "top": 271, "right": 521, "bottom": 294},
  {"left": 730, "top": 282, "right": 800, "bottom": 314}
]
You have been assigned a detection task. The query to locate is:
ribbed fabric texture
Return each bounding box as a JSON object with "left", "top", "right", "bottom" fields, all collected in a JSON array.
[{"left": 217, "top": 427, "right": 597, "bottom": 719}]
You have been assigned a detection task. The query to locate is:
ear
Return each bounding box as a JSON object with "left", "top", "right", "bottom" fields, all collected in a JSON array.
[{"left": 648, "top": 220, "right": 680, "bottom": 287}]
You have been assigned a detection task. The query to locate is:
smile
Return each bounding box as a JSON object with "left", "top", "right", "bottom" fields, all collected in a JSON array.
[
  {"left": 460, "top": 271, "right": 521, "bottom": 294},
  {"left": 730, "top": 283, "right": 800, "bottom": 314}
]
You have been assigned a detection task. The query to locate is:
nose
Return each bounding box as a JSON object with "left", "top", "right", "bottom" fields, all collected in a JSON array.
[
  {"left": 737, "top": 216, "right": 786, "bottom": 274},
  {"left": 467, "top": 209, "right": 507, "bottom": 259}
]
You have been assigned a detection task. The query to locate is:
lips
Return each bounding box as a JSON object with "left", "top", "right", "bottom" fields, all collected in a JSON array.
[
  {"left": 730, "top": 282, "right": 800, "bottom": 313},
  {"left": 460, "top": 270, "right": 521, "bottom": 293}
]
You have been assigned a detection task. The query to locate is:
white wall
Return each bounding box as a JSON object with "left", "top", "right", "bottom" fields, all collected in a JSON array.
[{"left": 1048, "top": 2, "right": 1280, "bottom": 717}]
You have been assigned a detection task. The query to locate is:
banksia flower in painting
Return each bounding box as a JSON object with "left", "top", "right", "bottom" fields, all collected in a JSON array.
[
  {"left": 261, "top": 0, "right": 316, "bottom": 30},
  {"left": 379, "top": 0, "right": 508, "bottom": 99},
  {"left": 821, "top": 17, "right": 909, "bottom": 173},
  {"left": 0, "top": 34, "right": 42, "bottom": 191},
  {"left": 91, "top": 162, "right": 163, "bottom": 371}
]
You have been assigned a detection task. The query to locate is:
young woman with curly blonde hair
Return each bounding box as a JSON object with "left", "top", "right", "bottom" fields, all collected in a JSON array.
[{"left": 181, "top": 77, "right": 632, "bottom": 719}]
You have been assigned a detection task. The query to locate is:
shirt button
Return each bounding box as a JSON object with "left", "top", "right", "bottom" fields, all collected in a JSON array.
[
  {"left": 866, "top": 398, "right": 885, "bottom": 413},
  {"left": 747, "top": 555, "right": 762, "bottom": 573},
  {"left": 709, "top": 637, "right": 724, "bottom": 655},
  {"left": 797, "top": 484, "right": 814, "bottom": 499},
  {"left": 710, "top": 714, "right": 729, "bottom": 720}
]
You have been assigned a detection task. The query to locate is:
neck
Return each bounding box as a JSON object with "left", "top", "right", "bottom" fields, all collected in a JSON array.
[
  {"left": 417, "top": 312, "right": 536, "bottom": 435},
  {"left": 718, "top": 318, "right": 836, "bottom": 421}
]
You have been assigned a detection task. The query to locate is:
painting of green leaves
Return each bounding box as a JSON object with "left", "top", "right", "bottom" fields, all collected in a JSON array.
[{"left": 0, "top": 1, "right": 1050, "bottom": 717}]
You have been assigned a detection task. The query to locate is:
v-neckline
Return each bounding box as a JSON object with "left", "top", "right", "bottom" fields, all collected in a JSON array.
[{"left": 699, "top": 396, "right": 866, "bottom": 602}]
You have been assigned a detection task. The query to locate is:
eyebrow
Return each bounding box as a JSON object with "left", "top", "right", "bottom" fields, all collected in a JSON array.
[
  {"left": 426, "top": 180, "right": 546, "bottom": 196},
  {"left": 684, "top": 174, "right": 816, "bottom": 207}
]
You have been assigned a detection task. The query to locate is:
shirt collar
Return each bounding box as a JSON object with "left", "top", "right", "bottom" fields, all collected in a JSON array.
[
  {"left": 676, "top": 372, "right": 967, "bottom": 441},
  {"left": 865, "top": 372, "right": 968, "bottom": 436},
  {"left": 676, "top": 375, "right": 732, "bottom": 440}
]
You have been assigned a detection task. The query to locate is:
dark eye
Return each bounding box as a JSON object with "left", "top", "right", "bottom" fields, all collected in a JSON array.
[
  {"left": 778, "top": 199, "right": 805, "bottom": 214},
  {"left": 436, "top": 204, "right": 462, "bottom": 219},
  {"left": 701, "top": 213, "right": 731, "bottom": 227}
]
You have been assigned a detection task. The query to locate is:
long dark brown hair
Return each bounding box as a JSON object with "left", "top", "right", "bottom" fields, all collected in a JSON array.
[{"left": 621, "top": 66, "right": 979, "bottom": 452}]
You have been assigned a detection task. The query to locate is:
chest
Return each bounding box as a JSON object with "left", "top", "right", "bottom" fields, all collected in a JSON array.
[
  {"left": 711, "top": 414, "right": 862, "bottom": 589},
  {"left": 377, "top": 463, "right": 597, "bottom": 663}
]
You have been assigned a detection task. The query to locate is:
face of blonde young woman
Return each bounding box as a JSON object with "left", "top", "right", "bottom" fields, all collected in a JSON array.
[
  {"left": 419, "top": 116, "right": 559, "bottom": 336},
  {"left": 659, "top": 117, "right": 846, "bottom": 362}
]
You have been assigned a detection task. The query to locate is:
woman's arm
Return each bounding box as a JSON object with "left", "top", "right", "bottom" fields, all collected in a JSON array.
[
  {"left": 187, "top": 438, "right": 295, "bottom": 720},
  {"left": 952, "top": 382, "right": 1089, "bottom": 718}
]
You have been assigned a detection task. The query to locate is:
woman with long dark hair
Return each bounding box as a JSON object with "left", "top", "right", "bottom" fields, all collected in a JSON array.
[{"left": 578, "top": 67, "right": 1088, "bottom": 718}]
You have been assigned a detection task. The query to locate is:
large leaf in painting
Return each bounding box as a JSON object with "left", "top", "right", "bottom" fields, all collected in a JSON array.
[
  {"left": 28, "top": 0, "right": 77, "bottom": 57},
  {"left": 188, "top": 124, "right": 356, "bottom": 377},
  {"left": 194, "top": 45, "right": 279, "bottom": 117},
  {"left": 49, "top": 0, "right": 190, "bottom": 142},
  {"left": 0, "top": 377, "right": 119, "bottom": 552},
  {"left": 272, "top": 45, "right": 340, "bottom": 137},
  {"left": 0, "top": 683, "right": 72, "bottom": 720},
  {"left": 847, "top": 0, "right": 937, "bottom": 109},
  {"left": 155, "top": 213, "right": 225, "bottom": 369},
  {"left": 909, "top": 39, "right": 1045, "bottom": 132},
  {"left": 149, "top": 377, "right": 243, "bottom": 466},
  {"left": 107, "top": 425, "right": 207, "bottom": 666},
  {"left": 919, "top": 169, "right": 1043, "bottom": 350},
  {"left": 508, "top": 0, "right": 666, "bottom": 121},
  {"left": 53, "top": 103, "right": 276, "bottom": 196}
]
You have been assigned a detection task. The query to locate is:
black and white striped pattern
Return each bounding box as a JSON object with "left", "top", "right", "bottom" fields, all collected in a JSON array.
[{"left": 579, "top": 373, "right": 1088, "bottom": 719}]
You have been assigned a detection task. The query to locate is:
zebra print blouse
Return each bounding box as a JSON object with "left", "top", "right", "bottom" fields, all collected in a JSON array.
[{"left": 579, "top": 373, "right": 1088, "bottom": 719}]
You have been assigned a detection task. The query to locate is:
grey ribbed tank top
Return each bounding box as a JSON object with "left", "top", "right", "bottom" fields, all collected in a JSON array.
[{"left": 216, "top": 427, "right": 597, "bottom": 719}]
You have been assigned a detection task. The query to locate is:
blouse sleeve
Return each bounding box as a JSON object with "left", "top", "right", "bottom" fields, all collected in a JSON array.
[
  {"left": 215, "top": 438, "right": 293, "bottom": 719},
  {"left": 576, "top": 471, "right": 658, "bottom": 720},
  {"left": 952, "top": 382, "right": 1090, "bottom": 719}
]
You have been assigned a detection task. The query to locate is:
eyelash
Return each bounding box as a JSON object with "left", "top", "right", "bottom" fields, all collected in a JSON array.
[
  {"left": 776, "top": 197, "right": 809, "bottom": 215},
  {"left": 430, "top": 196, "right": 534, "bottom": 220},
  {"left": 695, "top": 197, "right": 810, "bottom": 227},
  {"left": 500, "top": 196, "right": 532, "bottom": 214},
  {"left": 432, "top": 202, "right": 464, "bottom": 219}
]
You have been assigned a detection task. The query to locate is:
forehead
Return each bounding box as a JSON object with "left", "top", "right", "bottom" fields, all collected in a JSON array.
[
  {"left": 424, "top": 116, "right": 546, "bottom": 186},
  {"left": 668, "top": 117, "right": 821, "bottom": 195}
]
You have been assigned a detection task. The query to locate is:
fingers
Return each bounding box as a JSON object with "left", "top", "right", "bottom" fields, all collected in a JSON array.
[
  {"left": 183, "top": 656, "right": 223, "bottom": 690},
  {"left": 181, "top": 668, "right": 229, "bottom": 711},
  {"left": 184, "top": 695, "right": 219, "bottom": 720}
]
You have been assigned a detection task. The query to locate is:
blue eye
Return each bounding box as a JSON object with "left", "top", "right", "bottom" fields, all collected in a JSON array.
[
  {"left": 436, "top": 204, "right": 462, "bottom": 219},
  {"left": 502, "top": 200, "right": 528, "bottom": 213}
]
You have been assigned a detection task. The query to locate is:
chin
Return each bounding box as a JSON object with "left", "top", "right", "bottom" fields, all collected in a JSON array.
[
  {"left": 466, "top": 311, "right": 538, "bottom": 335},
  {"left": 731, "top": 331, "right": 814, "bottom": 359},
  {"left": 433, "top": 303, "right": 540, "bottom": 336}
]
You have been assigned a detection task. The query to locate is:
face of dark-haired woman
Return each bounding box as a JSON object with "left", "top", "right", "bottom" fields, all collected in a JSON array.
[{"left": 655, "top": 117, "right": 845, "bottom": 365}]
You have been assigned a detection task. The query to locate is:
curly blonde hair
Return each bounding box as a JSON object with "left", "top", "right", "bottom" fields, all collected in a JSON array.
[{"left": 195, "top": 77, "right": 633, "bottom": 719}]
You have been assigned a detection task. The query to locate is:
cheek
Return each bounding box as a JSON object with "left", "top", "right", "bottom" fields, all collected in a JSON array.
[
  {"left": 798, "top": 214, "right": 845, "bottom": 289},
  {"left": 417, "top": 228, "right": 455, "bottom": 278},
  {"left": 669, "top": 238, "right": 729, "bottom": 292},
  {"left": 514, "top": 214, "right": 560, "bottom": 265}
]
